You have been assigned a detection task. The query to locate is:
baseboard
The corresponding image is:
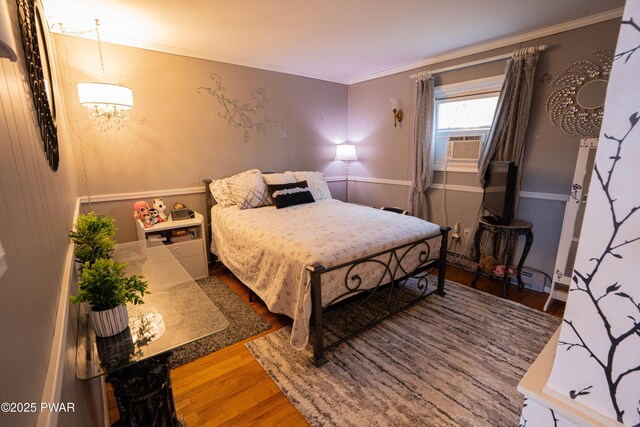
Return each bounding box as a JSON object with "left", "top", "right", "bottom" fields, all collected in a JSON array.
[
  {"left": 446, "top": 251, "right": 551, "bottom": 294},
  {"left": 37, "top": 199, "right": 80, "bottom": 427}
]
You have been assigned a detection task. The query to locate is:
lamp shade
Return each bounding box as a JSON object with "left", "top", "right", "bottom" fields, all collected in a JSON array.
[
  {"left": 77, "top": 82, "right": 133, "bottom": 109},
  {"left": 335, "top": 144, "right": 357, "bottom": 161}
]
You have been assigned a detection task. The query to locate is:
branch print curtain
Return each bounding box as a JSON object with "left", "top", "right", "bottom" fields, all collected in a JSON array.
[
  {"left": 545, "top": 5, "right": 640, "bottom": 424},
  {"left": 409, "top": 74, "right": 435, "bottom": 220}
]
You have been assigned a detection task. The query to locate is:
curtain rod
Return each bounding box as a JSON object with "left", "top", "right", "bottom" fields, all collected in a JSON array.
[{"left": 410, "top": 44, "right": 547, "bottom": 79}]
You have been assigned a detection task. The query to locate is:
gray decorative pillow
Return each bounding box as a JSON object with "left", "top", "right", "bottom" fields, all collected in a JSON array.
[
  {"left": 289, "top": 171, "right": 332, "bottom": 200},
  {"left": 227, "top": 170, "right": 270, "bottom": 209}
]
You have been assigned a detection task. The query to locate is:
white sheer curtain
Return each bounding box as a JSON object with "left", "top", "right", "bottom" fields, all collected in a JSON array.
[{"left": 409, "top": 74, "right": 435, "bottom": 220}]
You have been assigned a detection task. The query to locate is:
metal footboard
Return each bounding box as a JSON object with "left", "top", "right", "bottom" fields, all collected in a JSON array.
[{"left": 307, "top": 226, "right": 450, "bottom": 366}]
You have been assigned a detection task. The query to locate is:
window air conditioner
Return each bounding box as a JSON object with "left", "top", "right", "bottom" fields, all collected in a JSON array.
[{"left": 446, "top": 135, "right": 483, "bottom": 161}]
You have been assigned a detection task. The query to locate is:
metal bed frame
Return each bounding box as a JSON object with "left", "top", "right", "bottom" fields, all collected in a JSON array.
[{"left": 202, "top": 178, "right": 449, "bottom": 366}]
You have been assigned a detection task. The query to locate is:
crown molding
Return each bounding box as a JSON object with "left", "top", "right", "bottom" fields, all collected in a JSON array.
[
  {"left": 348, "top": 7, "right": 624, "bottom": 85},
  {"left": 52, "top": 32, "right": 350, "bottom": 85},
  {"left": 51, "top": 8, "right": 622, "bottom": 86}
]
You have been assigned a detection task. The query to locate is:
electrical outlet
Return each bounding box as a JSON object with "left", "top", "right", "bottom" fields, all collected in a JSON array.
[{"left": 450, "top": 221, "right": 465, "bottom": 241}]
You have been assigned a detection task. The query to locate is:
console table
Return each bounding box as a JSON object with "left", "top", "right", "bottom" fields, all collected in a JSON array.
[
  {"left": 471, "top": 217, "right": 534, "bottom": 298},
  {"left": 76, "top": 241, "right": 229, "bottom": 426}
]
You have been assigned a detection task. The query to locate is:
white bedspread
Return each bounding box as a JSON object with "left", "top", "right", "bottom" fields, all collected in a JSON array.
[{"left": 210, "top": 199, "right": 442, "bottom": 349}]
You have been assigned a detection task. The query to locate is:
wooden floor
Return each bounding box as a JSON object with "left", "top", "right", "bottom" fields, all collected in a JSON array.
[{"left": 107, "top": 264, "right": 565, "bottom": 426}]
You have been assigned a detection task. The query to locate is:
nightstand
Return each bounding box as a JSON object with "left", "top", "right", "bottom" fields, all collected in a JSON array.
[{"left": 135, "top": 212, "right": 208, "bottom": 279}]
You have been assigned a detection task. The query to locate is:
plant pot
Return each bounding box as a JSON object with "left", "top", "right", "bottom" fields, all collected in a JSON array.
[{"left": 90, "top": 304, "right": 129, "bottom": 337}]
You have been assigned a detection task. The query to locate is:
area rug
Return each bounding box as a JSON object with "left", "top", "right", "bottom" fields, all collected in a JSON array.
[
  {"left": 246, "top": 279, "right": 561, "bottom": 426},
  {"left": 169, "top": 276, "right": 271, "bottom": 369}
]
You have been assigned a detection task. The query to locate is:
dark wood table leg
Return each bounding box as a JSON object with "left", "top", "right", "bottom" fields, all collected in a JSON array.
[
  {"left": 502, "top": 235, "right": 516, "bottom": 298},
  {"left": 107, "top": 353, "right": 180, "bottom": 427},
  {"left": 516, "top": 229, "right": 534, "bottom": 291},
  {"left": 471, "top": 225, "right": 483, "bottom": 288}
]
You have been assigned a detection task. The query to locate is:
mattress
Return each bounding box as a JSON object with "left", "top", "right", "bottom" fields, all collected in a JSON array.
[{"left": 210, "top": 199, "right": 442, "bottom": 349}]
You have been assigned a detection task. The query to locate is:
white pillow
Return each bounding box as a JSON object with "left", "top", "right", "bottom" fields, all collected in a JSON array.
[
  {"left": 209, "top": 179, "right": 234, "bottom": 207},
  {"left": 288, "top": 171, "right": 332, "bottom": 200},
  {"left": 227, "top": 170, "right": 270, "bottom": 209},
  {"left": 262, "top": 172, "right": 296, "bottom": 186}
]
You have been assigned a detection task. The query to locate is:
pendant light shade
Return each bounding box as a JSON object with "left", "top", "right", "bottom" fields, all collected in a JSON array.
[
  {"left": 78, "top": 82, "right": 133, "bottom": 109},
  {"left": 77, "top": 82, "right": 133, "bottom": 133}
]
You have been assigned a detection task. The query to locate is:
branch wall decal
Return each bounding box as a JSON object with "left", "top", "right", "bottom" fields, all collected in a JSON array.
[{"left": 197, "top": 73, "right": 287, "bottom": 143}]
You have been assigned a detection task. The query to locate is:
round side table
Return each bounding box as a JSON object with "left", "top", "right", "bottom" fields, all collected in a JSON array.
[{"left": 471, "top": 217, "right": 534, "bottom": 298}]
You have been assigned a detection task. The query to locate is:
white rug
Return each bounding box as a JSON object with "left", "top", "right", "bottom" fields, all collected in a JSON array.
[{"left": 246, "top": 280, "right": 561, "bottom": 427}]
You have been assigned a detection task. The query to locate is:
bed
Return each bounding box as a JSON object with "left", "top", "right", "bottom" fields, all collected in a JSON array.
[{"left": 203, "top": 172, "right": 449, "bottom": 366}]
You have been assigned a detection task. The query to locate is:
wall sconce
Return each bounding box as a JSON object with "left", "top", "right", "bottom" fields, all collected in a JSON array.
[
  {"left": 335, "top": 144, "right": 357, "bottom": 202},
  {"left": 390, "top": 98, "right": 404, "bottom": 127},
  {"left": 77, "top": 19, "right": 134, "bottom": 133}
]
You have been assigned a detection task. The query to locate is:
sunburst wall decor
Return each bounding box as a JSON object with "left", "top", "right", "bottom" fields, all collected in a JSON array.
[{"left": 546, "top": 50, "right": 613, "bottom": 138}]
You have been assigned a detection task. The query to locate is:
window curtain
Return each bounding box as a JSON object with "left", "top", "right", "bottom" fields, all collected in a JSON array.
[
  {"left": 477, "top": 48, "right": 541, "bottom": 214},
  {"left": 409, "top": 74, "right": 435, "bottom": 220},
  {"left": 471, "top": 48, "right": 541, "bottom": 261}
]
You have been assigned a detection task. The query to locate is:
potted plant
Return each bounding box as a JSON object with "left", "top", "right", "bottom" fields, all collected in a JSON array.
[
  {"left": 71, "top": 258, "right": 149, "bottom": 337},
  {"left": 69, "top": 212, "right": 117, "bottom": 267}
]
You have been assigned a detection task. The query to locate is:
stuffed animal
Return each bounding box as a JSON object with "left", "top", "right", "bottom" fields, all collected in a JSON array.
[
  {"left": 134, "top": 201, "right": 154, "bottom": 228},
  {"left": 492, "top": 264, "right": 515, "bottom": 277},
  {"left": 140, "top": 211, "right": 153, "bottom": 228},
  {"left": 476, "top": 255, "right": 497, "bottom": 274},
  {"left": 149, "top": 208, "right": 164, "bottom": 224},
  {"left": 152, "top": 198, "right": 169, "bottom": 221},
  {"left": 133, "top": 201, "right": 150, "bottom": 220}
]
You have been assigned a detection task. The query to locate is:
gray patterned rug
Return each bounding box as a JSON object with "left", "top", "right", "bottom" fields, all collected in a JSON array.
[
  {"left": 246, "top": 279, "right": 561, "bottom": 427},
  {"left": 169, "top": 276, "right": 271, "bottom": 369}
]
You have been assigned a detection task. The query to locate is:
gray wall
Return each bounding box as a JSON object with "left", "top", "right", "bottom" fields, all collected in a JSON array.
[
  {"left": 346, "top": 19, "right": 621, "bottom": 276},
  {"left": 0, "top": 1, "right": 102, "bottom": 426},
  {"left": 54, "top": 34, "right": 349, "bottom": 242}
]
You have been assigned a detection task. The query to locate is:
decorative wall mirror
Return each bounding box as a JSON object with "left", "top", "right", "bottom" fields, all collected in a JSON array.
[
  {"left": 546, "top": 50, "right": 613, "bottom": 138},
  {"left": 16, "top": 0, "right": 59, "bottom": 171}
]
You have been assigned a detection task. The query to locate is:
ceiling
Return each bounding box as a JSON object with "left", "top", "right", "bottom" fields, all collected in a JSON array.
[{"left": 42, "top": 0, "right": 625, "bottom": 84}]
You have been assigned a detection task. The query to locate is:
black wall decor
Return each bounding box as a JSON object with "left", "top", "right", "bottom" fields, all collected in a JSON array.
[{"left": 16, "top": 0, "right": 59, "bottom": 171}]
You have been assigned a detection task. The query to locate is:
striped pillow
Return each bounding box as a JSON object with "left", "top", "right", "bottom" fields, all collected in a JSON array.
[{"left": 267, "top": 181, "right": 315, "bottom": 209}]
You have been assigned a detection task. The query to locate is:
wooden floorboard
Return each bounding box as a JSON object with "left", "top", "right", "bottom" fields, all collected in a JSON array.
[{"left": 107, "top": 262, "right": 564, "bottom": 426}]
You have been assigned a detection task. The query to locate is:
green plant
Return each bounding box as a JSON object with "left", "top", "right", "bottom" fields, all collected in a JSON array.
[
  {"left": 71, "top": 258, "right": 148, "bottom": 311},
  {"left": 69, "top": 212, "right": 117, "bottom": 266}
]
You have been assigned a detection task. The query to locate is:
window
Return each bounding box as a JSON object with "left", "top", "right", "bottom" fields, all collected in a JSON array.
[{"left": 432, "top": 76, "right": 503, "bottom": 173}]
